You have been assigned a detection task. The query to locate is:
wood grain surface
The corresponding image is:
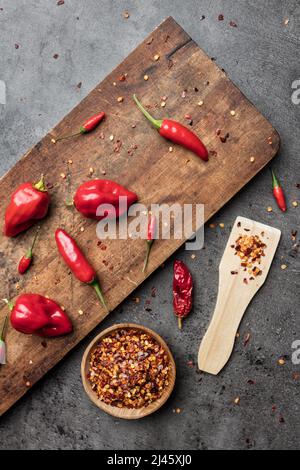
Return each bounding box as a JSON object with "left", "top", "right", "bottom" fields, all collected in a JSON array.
[
  {"left": 198, "top": 217, "right": 281, "bottom": 375},
  {"left": 0, "top": 17, "right": 280, "bottom": 416}
]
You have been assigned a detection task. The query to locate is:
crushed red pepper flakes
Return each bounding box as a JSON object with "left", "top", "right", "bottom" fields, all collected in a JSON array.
[
  {"left": 15, "top": 43, "right": 20, "bottom": 49},
  {"left": 87, "top": 328, "right": 170, "bottom": 409},
  {"left": 57, "top": 0, "right": 65, "bottom": 5},
  {"left": 218, "top": 14, "right": 224, "bottom": 21},
  {"left": 230, "top": 21, "right": 238, "bottom": 27},
  {"left": 53, "top": 53, "right": 59, "bottom": 59}
]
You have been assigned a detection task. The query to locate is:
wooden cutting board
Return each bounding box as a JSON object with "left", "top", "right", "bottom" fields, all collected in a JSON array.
[{"left": 0, "top": 17, "right": 280, "bottom": 416}]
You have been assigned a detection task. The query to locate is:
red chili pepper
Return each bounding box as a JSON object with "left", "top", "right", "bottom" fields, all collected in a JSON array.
[
  {"left": 271, "top": 169, "right": 287, "bottom": 212},
  {"left": 133, "top": 95, "right": 208, "bottom": 161},
  {"left": 18, "top": 226, "right": 40, "bottom": 275},
  {"left": 55, "top": 228, "right": 109, "bottom": 312},
  {"left": 143, "top": 214, "right": 156, "bottom": 272},
  {"left": 4, "top": 175, "right": 50, "bottom": 237},
  {"left": 4, "top": 294, "right": 73, "bottom": 338},
  {"left": 74, "top": 179, "right": 138, "bottom": 220},
  {"left": 173, "top": 260, "right": 193, "bottom": 330},
  {"left": 54, "top": 112, "right": 105, "bottom": 142}
]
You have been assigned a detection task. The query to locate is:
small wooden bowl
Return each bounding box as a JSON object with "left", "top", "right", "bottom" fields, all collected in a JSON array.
[{"left": 81, "top": 323, "right": 176, "bottom": 419}]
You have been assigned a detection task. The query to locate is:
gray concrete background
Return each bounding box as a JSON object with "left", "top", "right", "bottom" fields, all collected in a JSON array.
[{"left": 0, "top": 0, "right": 299, "bottom": 450}]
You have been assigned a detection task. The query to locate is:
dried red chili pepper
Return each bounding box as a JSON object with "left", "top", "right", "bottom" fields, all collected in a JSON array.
[
  {"left": 18, "top": 226, "right": 40, "bottom": 275},
  {"left": 143, "top": 214, "right": 156, "bottom": 272},
  {"left": 4, "top": 294, "right": 73, "bottom": 338},
  {"left": 133, "top": 95, "right": 208, "bottom": 161},
  {"left": 272, "top": 169, "right": 287, "bottom": 212},
  {"left": 4, "top": 175, "right": 50, "bottom": 237},
  {"left": 173, "top": 260, "right": 193, "bottom": 329},
  {"left": 55, "top": 228, "right": 109, "bottom": 312},
  {"left": 74, "top": 179, "right": 138, "bottom": 220},
  {"left": 54, "top": 112, "right": 105, "bottom": 142}
]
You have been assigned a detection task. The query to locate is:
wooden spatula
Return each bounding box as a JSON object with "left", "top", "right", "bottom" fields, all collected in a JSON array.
[{"left": 198, "top": 216, "right": 281, "bottom": 375}]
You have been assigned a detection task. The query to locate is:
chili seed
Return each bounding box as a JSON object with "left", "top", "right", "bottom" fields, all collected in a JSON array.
[
  {"left": 281, "top": 264, "right": 287, "bottom": 270},
  {"left": 198, "top": 100, "right": 204, "bottom": 106},
  {"left": 109, "top": 135, "right": 114, "bottom": 141},
  {"left": 117, "top": 96, "right": 124, "bottom": 103},
  {"left": 154, "top": 54, "right": 160, "bottom": 61},
  {"left": 144, "top": 75, "right": 149, "bottom": 81},
  {"left": 267, "top": 207, "right": 273, "bottom": 212},
  {"left": 230, "top": 110, "right": 236, "bottom": 116},
  {"left": 123, "top": 11, "right": 130, "bottom": 18},
  {"left": 292, "top": 201, "right": 298, "bottom": 207},
  {"left": 161, "top": 101, "right": 166, "bottom": 107},
  {"left": 250, "top": 157, "right": 255, "bottom": 163}
]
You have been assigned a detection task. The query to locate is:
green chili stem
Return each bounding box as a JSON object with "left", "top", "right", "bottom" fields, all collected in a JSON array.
[
  {"left": 142, "top": 240, "right": 153, "bottom": 273},
  {"left": 55, "top": 131, "right": 83, "bottom": 142},
  {"left": 271, "top": 169, "right": 280, "bottom": 189},
  {"left": 26, "top": 226, "right": 40, "bottom": 259},
  {"left": 34, "top": 174, "right": 47, "bottom": 192},
  {"left": 178, "top": 317, "right": 183, "bottom": 330},
  {"left": 91, "top": 280, "right": 109, "bottom": 313},
  {"left": 133, "top": 94, "right": 163, "bottom": 130}
]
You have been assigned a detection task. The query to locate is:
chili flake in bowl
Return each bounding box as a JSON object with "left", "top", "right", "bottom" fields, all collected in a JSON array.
[{"left": 81, "top": 323, "right": 176, "bottom": 419}]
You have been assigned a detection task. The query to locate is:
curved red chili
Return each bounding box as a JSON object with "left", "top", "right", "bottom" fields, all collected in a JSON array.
[
  {"left": 55, "top": 228, "right": 109, "bottom": 312},
  {"left": 18, "top": 226, "right": 40, "bottom": 275},
  {"left": 5, "top": 294, "right": 73, "bottom": 338},
  {"left": 4, "top": 175, "right": 50, "bottom": 237},
  {"left": 74, "top": 179, "right": 138, "bottom": 220},
  {"left": 54, "top": 112, "right": 105, "bottom": 142},
  {"left": 133, "top": 94, "right": 208, "bottom": 161},
  {"left": 173, "top": 260, "right": 193, "bottom": 330},
  {"left": 272, "top": 169, "right": 287, "bottom": 212}
]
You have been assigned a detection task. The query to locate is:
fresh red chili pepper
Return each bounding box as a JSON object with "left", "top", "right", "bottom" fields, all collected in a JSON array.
[
  {"left": 271, "top": 169, "right": 287, "bottom": 212},
  {"left": 133, "top": 95, "right": 208, "bottom": 161},
  {"left": 18, "top": 226, "right": 40, "bottom": 275},
  {"left": 4, "top": 175, "right": 50, "bottom": 237},
  {"left": 173, "top": 260, "right": 193, "bottom": 330},
  {"left": 4, "top": 294, "right": 73, "bottom": 338},
  {"left": 55, "top": 228, "right": 109, "bottom": 312},
  {"left": 54, "top": 112, "right": 105, "bottom": 142},
  {"left": 143, "top": 214, "right": 156, "bottom": 272},
  {"left": 74, "top": 179, "right": 138, "bottom": 220}
]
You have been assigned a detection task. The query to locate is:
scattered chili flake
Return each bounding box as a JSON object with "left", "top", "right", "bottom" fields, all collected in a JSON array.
[
  {"left": 15, "top": 43, "right": 20, "bottom": 49},
  {"left": 233, "top": 234, "right": 266, "bottom": 279},
  {"left": 117, "top": 96, "right": 124, "bottom": 103},
  {"left": 146, "top": 37, "right": 154, "bottom": 45},
  {"left": 143, "top": 75, "right": 149, "bottom": 81},
  {"left": 181, "top": 90, "right": 187, "bottom": 98},
  {"left": 57, "top": 0, "right": 65, "bottom": 5},
  {"left": 220, "top": 132, "right": 230, "bottom": 143},
  {"left": 76, "top": 82, "right": 82, "bottom": 89},
  {"left": 209, "top": 150, "right": 217, "bottom": 157},
  {"left": 119, "top": 74, "right": 127, "bottom": 82},
  {"left": 53, "top": 53, "right": 59, "bottom": 59},
  {"left": 151, "top": 287, "right": 156, "bottom": 298},
  {"left": 219, "top": 223, "right": 225, "bottom": 228},
  {"left": 229, "top": 21, "right": 237, "bottom": 27},
  {"left": 292, "top": 372, "right": 300, "bottom": 381},
  {"left": 291, "top": 230, "right": 297, "bottom": 241},
  {"left": 296, "top": 184, "right": 300, "bottom": 189},
  {"left": 123, "top": 11, "right": 130, "bottom": 19},
  {"left": 247, "top": 379, "right": 255, "bottom": 385},
  {"left": 87, "top": 328, "right": 170, "bottom": 409},
  {"left": 279, "top": 416, "right": 285, "bottom": 424},
  {"left": 161, "top": 101, "right": 166, "bottom": 108},
  {"left": 283, "top": 18, "right": 290, "bottom": 26},
  {"left": 243, "top": 333, "right": 251, "bottom": 347},
  {"left": 231, "top": 270, "right": 238, "bottom": 275},
  {"left": 234, "top": 397, "right": 240, "bottom": 405},
  {"left": 272, "top": 405, "right": 277, "bottom": 412},
  {"left": 153, "top": 54, "right": 160, "bottom": 61},
  {"left": 200, "top": 15, "right": 205, "bottom": 21},
  {"left": 218, "top": 14, "right": 224, "bottom": 21}
]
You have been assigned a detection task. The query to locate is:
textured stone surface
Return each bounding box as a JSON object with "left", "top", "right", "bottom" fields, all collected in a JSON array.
[{"left": 0, "top": 0, "right": 299, "bottom": 451}]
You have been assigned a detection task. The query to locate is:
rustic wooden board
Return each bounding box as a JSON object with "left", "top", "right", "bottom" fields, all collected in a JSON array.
[{"left": 0, "top": 17, "right": 280, "bottom": 416}]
